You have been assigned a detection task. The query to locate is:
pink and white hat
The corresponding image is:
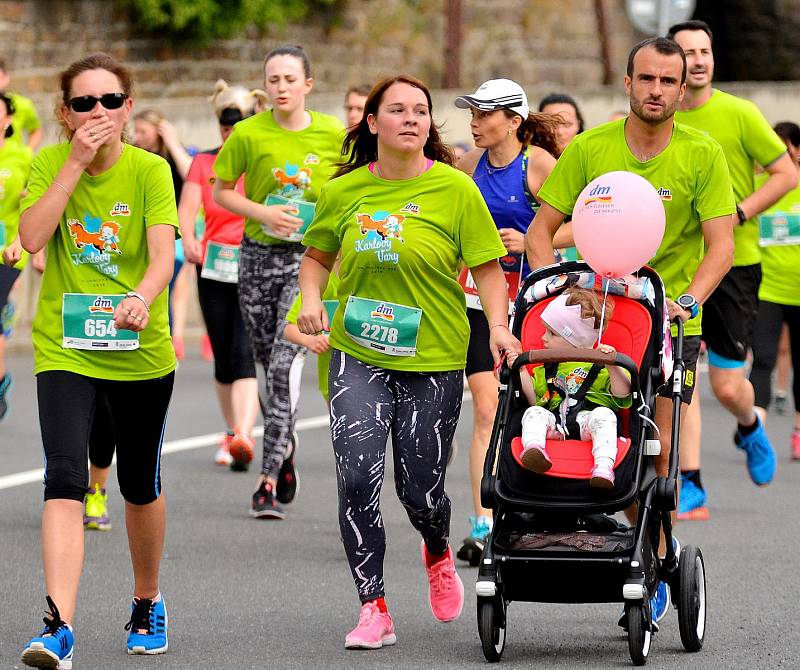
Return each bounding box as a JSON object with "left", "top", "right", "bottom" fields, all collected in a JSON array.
[{"left": 541, "top": 293, "right": 600, "bottom": 348}]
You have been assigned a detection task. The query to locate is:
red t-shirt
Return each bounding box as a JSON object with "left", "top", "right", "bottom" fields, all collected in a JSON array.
[{"left": 186, "top": 148, "right": 246, "bottom": 255}]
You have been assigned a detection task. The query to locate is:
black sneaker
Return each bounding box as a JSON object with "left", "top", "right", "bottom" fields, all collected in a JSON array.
[
  {"left": 250, "top": 480, "right": 285, "bottom": 519},
  {"left": 276, "top": 431, "right": 299, "bottom": 505}
]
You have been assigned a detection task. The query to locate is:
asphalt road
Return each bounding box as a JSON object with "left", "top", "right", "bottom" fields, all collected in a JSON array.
[{"left": 1, "top": 348, "right": 798, "bottom": 669}]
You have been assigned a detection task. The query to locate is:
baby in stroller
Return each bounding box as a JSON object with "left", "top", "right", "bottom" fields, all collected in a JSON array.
[{"left": 508, "top": 287, "right": 632, "bottom": 488}]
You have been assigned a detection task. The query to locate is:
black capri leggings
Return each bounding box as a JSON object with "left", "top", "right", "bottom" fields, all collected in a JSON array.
[
  {"left": 329, "top": 350, "right": 463, "bottom": 603},
  {"left": 37, "top": 370, "right": 174, "bottom": 504},
  {"left": 197, "top": 274, "right": 257, "bottom": 384},
  {"left": 750, "top": 299, "right": 800, "bottom": 411}
]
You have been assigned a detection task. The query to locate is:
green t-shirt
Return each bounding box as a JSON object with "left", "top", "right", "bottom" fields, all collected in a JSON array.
[
  {"left": 0, "top": 142, "right": 33, "bottom": 269},
  {"left": 303, "top": 162, "right": 507, "bottom": 372},
  {"left": 532, "top": 362, "right": 632, "bottom": 411},
  {"left": 213, "top": 110, "right": 345, "bottom": 245},
  {"left": 21, "top": 143, "right": 179, "bottom": 380},
  {"left": 675, "top": 89, "right": 787, "bottom": 267},
  {"left": 286, "top": 272, "right": 341, "bottom": 401},
  {"left": 537, "top": 119, "right": 735, "bottom": 337},
  {"left": 6, "top": 92, "right": 41, "bottom": 147},
  {"left": 755, "top": 172, "right": 800, "bottom": 306}
]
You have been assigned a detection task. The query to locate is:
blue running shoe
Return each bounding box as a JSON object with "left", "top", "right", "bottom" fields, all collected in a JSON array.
[
  {"left": 456, "top": 515, "right": 492, "bottom": 567},
  {"left": 734, "top": 415, "right": 776, "bottom": 486},
  {"left": 650, "top": 580, "right": 670, "bottom": 624},
  {"left": 677, "top": 476, "right": 710, "bottom": 520},
  {"left": 0, "top": 373, "right": 12, "bottom": 422},
  {"left": 21, "top": 596, "right": 74, "bottom": 670},
  {"left": 125, "top": 596, "right": 168, "bottom": 655}
]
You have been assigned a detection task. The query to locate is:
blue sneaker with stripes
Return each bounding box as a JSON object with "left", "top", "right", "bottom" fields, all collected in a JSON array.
[
  {"left": 125, "top": 595, "right": 168, "bottom": 655},
  {"left": 21, "top": 596, "right": 74, "bottom": 669}
]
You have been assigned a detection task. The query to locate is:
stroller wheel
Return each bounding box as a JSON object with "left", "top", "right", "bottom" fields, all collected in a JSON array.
[
  {"left": 626, "top": 602, "right": 651, "bottom": 666},
  {"left": 677, "top": 545, "right": 706, "bottom": 652},
  {"left": 478, "top": 598, "right": 506, "bottom": 662}
]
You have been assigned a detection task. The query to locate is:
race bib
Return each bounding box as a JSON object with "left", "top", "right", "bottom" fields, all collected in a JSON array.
[
  {"left": 758, "top": 213, "right": 800, "bottom": 246},
  {"left": 322, "top": 299, "right": 338, "bottom": 334},
  {"left": 458, "top": 266, "right": 520, "bottom": 314},
  {"left": 62, "top": 293, "right": 139, "bottom": 351},
  {"left": 201, "top": 242, "right": 239, "bottom": 283},
  {"left": 343, "top": 296, "right": 421, "bottom": 357},
  {"left": 0, "top": 222, "right": 6, "bottom": 248},
  {"left": 264, "top": 194, "right": 316, "bottom": 242}
]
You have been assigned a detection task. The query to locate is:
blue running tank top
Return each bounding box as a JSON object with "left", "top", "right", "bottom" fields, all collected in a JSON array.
[{"left": 472, "top": 147, "right": 539, "bottom": 279}]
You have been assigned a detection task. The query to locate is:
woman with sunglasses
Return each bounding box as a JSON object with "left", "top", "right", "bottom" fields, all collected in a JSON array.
[
  {"left": 179, "top": 80, "right": 267, "bottom": 467},
  {"left": 213, "top": 44, "right": 345, "bottom": 518},
  {"left": 297, "top": 75, "right": 520, "bottom": 649},
  {"left": 18, "top": 52, "right": 177, "bottom": 668}
]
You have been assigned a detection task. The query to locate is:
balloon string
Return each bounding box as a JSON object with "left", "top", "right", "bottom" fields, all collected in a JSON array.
[{"left": 597, "top": 278, "right": 612, "bottom": 346}]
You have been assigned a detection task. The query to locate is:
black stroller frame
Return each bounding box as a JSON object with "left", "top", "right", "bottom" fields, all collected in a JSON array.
[{"left": 476, "top": 261, "right": 707, "bottom": 666}]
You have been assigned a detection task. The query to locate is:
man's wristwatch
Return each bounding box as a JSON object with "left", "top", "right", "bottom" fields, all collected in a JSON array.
[
  {"left": 736, "top": 205, "right": 747, "bottom": 225},
  {"left": 676, "top": 293, "right": 699, "bottom": 319}
]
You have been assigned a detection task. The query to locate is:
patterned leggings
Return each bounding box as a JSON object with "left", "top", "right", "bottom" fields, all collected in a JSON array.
[
  {"left": 238, "top": 237, "right": 305, "bottom": 480},
  {"left": 329, "top": 350, "right": 463, "bottom": 602}
]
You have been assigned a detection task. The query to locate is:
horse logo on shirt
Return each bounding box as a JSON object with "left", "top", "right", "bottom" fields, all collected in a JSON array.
[
  {"left": 273, "top": 162, "right": 312, "bottom": 199},
  {"left": 69, "top": 219, "right": 122, "bottom": 255},
  {"left": 356, "top": 213, "right": 404, "bottom": 241}
]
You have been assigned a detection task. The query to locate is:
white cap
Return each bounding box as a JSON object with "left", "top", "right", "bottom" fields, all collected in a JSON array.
[{"left": 454, "top": 79, "right": 530, "bottom": 119}]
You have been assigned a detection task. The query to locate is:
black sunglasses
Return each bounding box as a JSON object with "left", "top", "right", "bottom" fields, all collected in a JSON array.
[{"left": 67, "top": 93, "right": 127, "bottom": 113}]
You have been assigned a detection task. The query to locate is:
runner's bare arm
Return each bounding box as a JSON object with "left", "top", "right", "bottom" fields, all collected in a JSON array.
[
  {"left": 297, "top": 247, "right": 338, "bottom": 335},
  {"left": 525, "top": 146, "right": 557, "bottom": 196},
  {"left": 525, "top": 201, "right": 566, "bottom": 269},
  {"left": 471, "top": 259, "right": 522, "bottom": 363},
  {"left": 738, "top": 152, "right": 798, "bottom": 220},
  {"left": 177, "top": 181, "right": 203, "bottom": 264},
  {"left": 683, "top": 213, "right": 735, "bottom": 308}
]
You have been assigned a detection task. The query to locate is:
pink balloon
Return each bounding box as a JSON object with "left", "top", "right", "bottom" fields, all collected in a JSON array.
[{"left": 572, "top": 171, "right": 666, "bottom": 278}]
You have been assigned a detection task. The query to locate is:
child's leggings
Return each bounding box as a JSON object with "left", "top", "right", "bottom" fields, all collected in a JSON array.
[{"left": 521, "top": 406, "right": 618, "bottom": 465}]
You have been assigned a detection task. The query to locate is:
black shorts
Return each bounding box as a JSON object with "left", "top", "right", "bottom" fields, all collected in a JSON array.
[
  {"left": 466, "top": 308, "right": 494, "bottom": 377},
  {"left": 37, "top": 370, "right": 174, "bottom": 504},
  {"left": 657, "top": 335, "right": 701, "bottom": 404},
  {"left": 0, "top": 265, "right": 21, "bottom": 333},
  {"left": 702, "top": 264, "right": 761, "bottom": 363}
]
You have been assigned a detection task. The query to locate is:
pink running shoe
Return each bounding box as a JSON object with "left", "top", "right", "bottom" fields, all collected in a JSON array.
[
  {"left": 344, "top": 601, "right": 397, "bottom": 649},
  {"left": 791, "top": 430, "right": 800, "bottom": 461},
  {"left": 421, "top": 541, "right": 464, "bottom": 622},
  {"left": 589, "top": 463, "right": 615, "bottom": 489},
  {"left": 520, "top": 444, "right": 553, "bottom": 474}
]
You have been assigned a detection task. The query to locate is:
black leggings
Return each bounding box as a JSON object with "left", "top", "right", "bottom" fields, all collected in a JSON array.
[
  {"left": 37, "top": 370, "right": 174, "bottom": 504},
  {"left": 328, "top": 350, "right": 463, "bottom": 603},
  {"left": 750, "top": 299, "right": 800, "bottom": 411},
  {"left": 196, "top": 274, "right": 257, "bottom": 384}
]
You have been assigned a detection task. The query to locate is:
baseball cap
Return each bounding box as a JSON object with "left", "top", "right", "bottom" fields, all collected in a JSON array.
[{"left": 454, "top": 79, "right": 530, "bottom": 118}]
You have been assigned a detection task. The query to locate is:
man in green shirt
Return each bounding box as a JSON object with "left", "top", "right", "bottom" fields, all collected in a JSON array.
[
  {"left": 668, "top": 20, "right": 796, "bottom": 510},
  {"left": 0, "top": 60, "right": 42, "bottom": 150},
  {"left": 526, "top": 37, "right": 735, "bottom": 624}
]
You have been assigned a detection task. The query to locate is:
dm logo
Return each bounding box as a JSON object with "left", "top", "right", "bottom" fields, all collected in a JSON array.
[
  {"left": 89, "top": 296, "right": 115, "bottom": 314},
  {"left": 370, "top": 303, "right": 395, "bottom": 321},
  {"left": 110, "top": 202, "right": 131, "bottom": 217},
  {"left": 657, "top": 187, "right": 672, "bottom": 201},
  {"left": 218, "top": 247, "right": 236, "bottom": 260},
  {"left": 583, "top": 184, "right": 612, "bottom": 206}
]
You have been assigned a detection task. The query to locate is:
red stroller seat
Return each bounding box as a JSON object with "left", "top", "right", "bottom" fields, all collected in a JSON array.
[{"left": 510, "top": 294, "right": 652, "bottom": 479}]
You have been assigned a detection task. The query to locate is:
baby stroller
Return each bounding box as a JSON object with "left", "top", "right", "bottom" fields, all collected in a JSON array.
[{"left": 476, "top": 260, "right": 706, "bottom": 666}]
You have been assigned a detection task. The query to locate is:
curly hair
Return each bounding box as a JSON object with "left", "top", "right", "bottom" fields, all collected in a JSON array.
[{"left": 564, "top": 287, "right": 614, "bottom": 332}]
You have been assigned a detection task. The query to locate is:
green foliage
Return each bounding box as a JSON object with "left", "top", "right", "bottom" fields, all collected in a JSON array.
[{"left": 124, "top": 0, "right": 338, "bottom": 42}]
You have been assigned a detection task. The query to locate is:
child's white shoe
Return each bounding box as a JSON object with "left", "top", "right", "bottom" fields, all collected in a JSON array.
[
  {"left": 589, "top": 463, "right": 615, "bottom": 489},
  {"left": 520, "top": 445, "right": 553, "bottom": 473}
]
